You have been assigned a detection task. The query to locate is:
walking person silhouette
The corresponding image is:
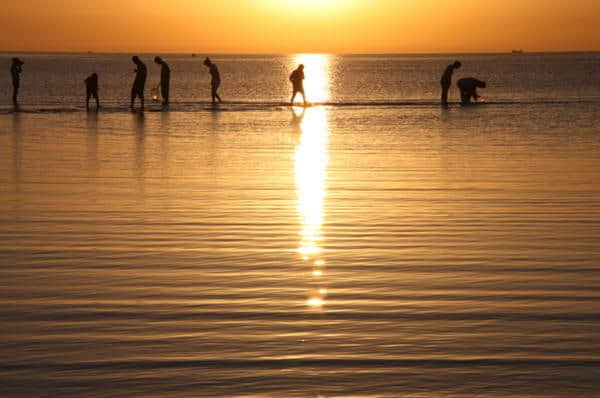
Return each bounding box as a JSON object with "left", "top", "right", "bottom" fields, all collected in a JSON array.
[
  {"left": 204, "top": 57, "right": 222, "bottom": 104},
  {"left": 130, "top": 56, "right": 147, "bottom": 110},
  {"left": 289, "top": 64, "right": 307, "bottom": 106}
]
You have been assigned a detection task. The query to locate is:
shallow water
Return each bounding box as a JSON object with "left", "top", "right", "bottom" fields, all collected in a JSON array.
[{"left": 1, "top": 54, "right": 600, "bottom": 397}]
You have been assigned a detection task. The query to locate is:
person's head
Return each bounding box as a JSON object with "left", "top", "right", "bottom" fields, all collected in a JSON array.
[
  {"left": 154, "top": 56, "right": 163, "bottom": 65},
  {"left": 453, "top": 61, "right": 462, "bottom": 69},
  {"left": 12, "top": 57, "right": 24, "bottom": 66},
  {"left": 204, "top": 57, "right": 212, "bottom": 67},
  {"left": 132, "top": 56, "right": 140, "bottom": 64},
  {"left": 479, "top": 81, "right": 487, "bottom": 88},
  {"left": 299, "top": 64, "right": 304, "bottom": 70},
  {"left": 91, "top": 73, "right": 98, "bottom": 79}
]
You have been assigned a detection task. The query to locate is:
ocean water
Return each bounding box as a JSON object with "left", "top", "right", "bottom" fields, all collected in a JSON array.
[{"left": 1, "top": 53, "right": 600, "bottom": 397}]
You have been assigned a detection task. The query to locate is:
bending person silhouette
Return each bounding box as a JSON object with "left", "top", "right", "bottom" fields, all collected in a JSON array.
[
  {"left": 204, "top": 57, "right": 222, "bottom": 104},
  {"left": 290, "top": 64, "right": 307, "bottom": 106},
  {"left": 440, "top": 61, "right": 461, "bottom": 106},
  {"left": 457, "top": 78, "right": 487, "bottom": 104},
  {"left": 130, "top": 56, "right": 147, "bottom": 110},
  {"left": 84, "top": 73, "right": 100, "bottom": 110},
  {"left": 154, "top": 56, "right": 170, "bottom": 105},
  {"left": 10, "top": 58, "right": 24, "bottom": 105}
]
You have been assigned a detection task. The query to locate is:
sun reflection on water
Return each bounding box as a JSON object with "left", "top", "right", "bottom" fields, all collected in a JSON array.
[{"left": 293, "top": 54, "right": 331, "bottom": 309}]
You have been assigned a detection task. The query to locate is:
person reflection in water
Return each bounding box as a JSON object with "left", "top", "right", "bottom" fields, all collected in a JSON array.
[
  {"left": 290, "top": 64, "right": 307, "bottom": 106},
  {"left": 130, "top": 56, "right": 147, "bottom": 111},
  {"left": 457, "top": 78, "right": 487, "bottom": 105},
  {"left": 84, "top": 73, "right": 100, "bottom": 111},
  {"left": 440, "top": 60, "right": 462, "bottom": 106},
  {"left": 10, "top": 58, "right": 24, "bottom": 106},
  {"left": 154, "top": 56, "right": 170, "bottom": 105},
  {"left": 204, "top": 57, "right": 222, "bottom": 104}
]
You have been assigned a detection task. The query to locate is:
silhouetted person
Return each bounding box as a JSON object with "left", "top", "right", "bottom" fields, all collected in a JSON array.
[
  {"left": 440, "top": 61, "right": 461, "bottom": 106},
  {"left": 84, "top": 73, "right": 100, "bottom": 110},
  {"left": 290, "top": 64, "right": 307, "bottom": 106},
  {"left": 457, "top": 78, "right": 487, "bottom": 104},
  {"left": 204, "top": 57, "right": 222, "bottom": 104},
  {"left": 130, "top": 56, "right": 147, "bottom": 110},
  {"left": 154, "top": 56, "right": 170, "bottom": 105},
  {"left": 10, "top": 58, "right": 24, "bottom": 105}
]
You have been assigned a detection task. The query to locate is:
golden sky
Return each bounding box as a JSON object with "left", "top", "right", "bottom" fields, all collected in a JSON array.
[{"left": 1, "top": 0, "right": 599, "bottom": 53}]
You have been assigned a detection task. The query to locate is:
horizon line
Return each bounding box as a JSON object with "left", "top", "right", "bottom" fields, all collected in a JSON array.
[{"left": 1, "top": 50, "right": 600, "bottom": 56}]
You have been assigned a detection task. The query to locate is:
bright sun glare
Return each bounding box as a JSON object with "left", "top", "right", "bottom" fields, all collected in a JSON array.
[
  {"left": 270, "top": 0, "right": 351, "bottom": 13},
  {"left": 283, "top": 0, "right": 338, "bottom": 7}
]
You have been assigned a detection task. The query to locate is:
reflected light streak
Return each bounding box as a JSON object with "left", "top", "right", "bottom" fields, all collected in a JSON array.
[
  {"left": 307, "top": 297, "right": 325, "bottom": 308},
  {"left": 294, "top": 54, "right": 331, "bottom": 309}
]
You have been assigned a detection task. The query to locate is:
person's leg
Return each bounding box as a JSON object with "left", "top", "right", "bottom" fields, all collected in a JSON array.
[
  {"left": 441, "top": 84, "right": 449, "bottom": 105},
  {"left": 460, "top": 89, "right": 470, "bottom": 105},
  {"left": 301, "top": 89, "right": 307, "bottom": 106},
  {"left": 213, "top": 83, "right": 222, "bottom": 103},
  {"left": 12, "top": 81, "right": 19, "bottom": 104},
  {"left": 130, "top": 86, "right": 136, "bottom": 109},
  {"left": 291, "top": 90, "right": 297, "bottom": 105},
  {"left": 140, "top": 90, "right": 144, "bottom": 110},
  {"left": 94, "top": 92, "right": 100, "bottom": 109},
  {"left": 162, "top": 81, "right": 169, "bottom": 105}
]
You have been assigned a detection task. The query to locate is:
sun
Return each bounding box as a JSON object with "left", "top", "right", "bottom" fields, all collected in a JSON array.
[
  {"left": 284, "top": 0, "right": 338, "bottom": 6},
  {"left": 267, "top": 0, "right": 353, "bottom": 13}
]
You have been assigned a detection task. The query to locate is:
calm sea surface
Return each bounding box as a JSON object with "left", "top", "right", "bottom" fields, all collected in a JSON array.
[{"left": 1, "top": 53, "right": 600, "bottom": 397}]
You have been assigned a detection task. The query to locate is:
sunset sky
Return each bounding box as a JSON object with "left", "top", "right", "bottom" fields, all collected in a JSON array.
[{"left": 2, "top": 0, "right": 599, "bottom": 53}]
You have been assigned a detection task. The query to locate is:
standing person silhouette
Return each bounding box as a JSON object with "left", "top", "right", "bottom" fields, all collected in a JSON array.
[
  {"left": 289, "top": 64, "right": 307, "bottom": 106},
  {"left": 130, "top": 56, "right": 147, "bottom": 110},
  {"left": 84, "top": 73, "right": 100, "bottom": 110},
  {"left": 440, "top": 61, "right": 462, "bottom": 106},
  {"left": 154, "top": 56, "right": 170, "bottom": 105},
  {"left": 10, "top": 58, "right": 24, "bottom": 106},
  {"left": 204, "top": 57, "right": 222, "bottom": 104}
]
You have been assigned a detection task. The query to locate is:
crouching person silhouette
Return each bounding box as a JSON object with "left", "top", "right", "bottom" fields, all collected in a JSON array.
[{"left": 457, "top": 78, "right": 487, "bottom": 105}]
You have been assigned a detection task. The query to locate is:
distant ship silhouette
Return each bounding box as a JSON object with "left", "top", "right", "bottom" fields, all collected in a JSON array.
[{"left": 511, "top": 49, "right": 524, "bottom": 54}]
